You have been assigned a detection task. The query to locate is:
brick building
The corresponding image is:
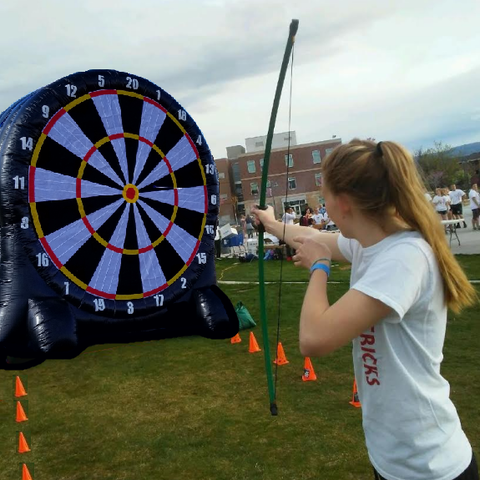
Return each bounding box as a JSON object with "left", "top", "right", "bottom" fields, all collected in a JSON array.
[{"left": 214, "top": 135, "right": 342, "bottom": 225}]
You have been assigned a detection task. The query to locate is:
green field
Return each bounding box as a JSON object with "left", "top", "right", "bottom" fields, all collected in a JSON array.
[{"left": 0, "top": 257, "right": 478, "bottom": 479}]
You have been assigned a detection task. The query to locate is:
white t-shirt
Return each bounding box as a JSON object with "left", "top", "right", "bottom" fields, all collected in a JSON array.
[
  {"left": 468, "top": 189, "right": 480, "bottom": 210},
  {"left": 321, "top": 212, "right": 335, "bottom": 227},
  {"left": 312, "top": 213, "right": 323, "bottom": 225},
  {"left": 282, "top": 212, "right": 296, "bottom": 225},
  {"left": 424, "top": 192, "right": 432, "bottom": 202},
  {"left": 432, "top": 195, "right": 448, "bottom": 212},
  {"left": 337, "top": 231, "right": 471, "bottom": 480},
  {"left": 449, "top": 189, "right": 464, "bottom": 205}
]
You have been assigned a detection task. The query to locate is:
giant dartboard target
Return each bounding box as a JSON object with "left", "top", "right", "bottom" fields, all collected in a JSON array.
[{"left": 0, "top": 70, "right": 237, "bottom": 366}]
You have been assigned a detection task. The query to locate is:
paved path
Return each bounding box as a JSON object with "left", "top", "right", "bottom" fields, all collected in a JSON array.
[{"left": 448, "top": 208, "right": 480, "bottom": 255}]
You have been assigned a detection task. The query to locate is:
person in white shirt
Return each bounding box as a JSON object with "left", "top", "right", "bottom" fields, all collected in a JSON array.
[
  {"left": 312, "top": 206, "right": 323, "bottom": 227},
  {"left": 468, "top": 184, "right": 480, "bottom": 230},
  {"left": 253, "top": 139, "right": 478, "bottom": 480},
  {"left": 424, "top": 191, "right": 432, "bottom": 203},
  {"left": 432, "top": 187, "right": 448, "bottom": 220},
  {"left": 281, "top": 206, "right": 296, "bottom": 225},
  {"left": 442, "top": 187, "right": 452, "bottom": 219},
  {"left": 449, "top": 184, "right": 467, "bottom": 228}
]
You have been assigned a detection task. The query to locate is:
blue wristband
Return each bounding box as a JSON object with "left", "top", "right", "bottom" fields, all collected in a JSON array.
[{"left": 310, "top": 263, "right": 330, "bottom": 277}]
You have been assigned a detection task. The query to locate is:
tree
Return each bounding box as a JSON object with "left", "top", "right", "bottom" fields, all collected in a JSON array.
[{"left": 415, "top": 142, "right": 468, "bottom": 191}]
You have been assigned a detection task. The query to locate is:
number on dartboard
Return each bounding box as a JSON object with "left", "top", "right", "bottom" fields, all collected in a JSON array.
[
  {"left": 20, "top": 217, "right": 29, "bottom": 229},
  {"left": 126, "top": 77, "right": 139, "bottom": 90},
  {"left": 36, "top": 253, "right": 49, "bottom": 267},
  {"left": 211, "top": 195, "right": 217, "bottom": 205},
  {"left": 205, "top": 225, "right": 214, "bottom": 235},
  {"left": 94, "top": 298, "right": 105, "bottom": 312},
  {"left": 98, "top": 75, "right": 105, "bottom": 87},
  {"left": 181, "top": 278, "right": 187, "bottom": 289},
  {"left": 196, "top": 253, "right": 207, "bottom": 264},
  {"left": 42, "top": 105, "right": 50, "bottom": 119},
  {"left": 127, "top": 302, "right": 134, "bottom": 314},
  {"left": 13, "top": 176, "right": 25, "bottom": 189},
  {"left": 20, "top": 137, "right": 33, "bottom": 151},
  {"left": 154, "top": 294, "right": 164, "bottom": 307},
  {"left": 178, "top": 109, "right": 187, "bottom": 121},
  {"left": 64, "top": 282, "right": 70, "bottom": 295},
  {"left": 156, "top": 90, "right": 161, "bottom": 101},
  {"left": 65, "top": 84, "right": 77, "bottom": 98},
  {"left": 196, "top": 135, "right": 202, "bottom": 145},
  {"left": 205, "top": 164, "right": 215, "bottom": 175}
]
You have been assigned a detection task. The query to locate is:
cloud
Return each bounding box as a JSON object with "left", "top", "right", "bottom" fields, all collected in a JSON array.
[{"left": 0, "top": 0, "right": 479, "bottom": 159}]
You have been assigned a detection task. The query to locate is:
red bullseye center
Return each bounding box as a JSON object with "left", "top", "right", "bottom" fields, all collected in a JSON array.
[{"left": 126, "top": 187, "right": 136, "bottom": 199}]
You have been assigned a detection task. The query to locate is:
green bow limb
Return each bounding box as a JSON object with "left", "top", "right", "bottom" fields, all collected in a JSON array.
[{"left": 258, "top": 19, "right": 299, "bottom": 416}]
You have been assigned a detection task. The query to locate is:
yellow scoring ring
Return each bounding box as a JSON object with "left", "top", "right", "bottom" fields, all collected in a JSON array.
[{"left": 122, "top": 184, "right": 139, "bottom": 203}]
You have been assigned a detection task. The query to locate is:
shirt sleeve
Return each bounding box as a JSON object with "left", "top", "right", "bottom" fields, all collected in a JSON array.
[
  {"left": 337, "top": 234, "right": 355, "bottom": 262},
  {"left": 351, "top": 243, "right": 429, "bottom": 323}
]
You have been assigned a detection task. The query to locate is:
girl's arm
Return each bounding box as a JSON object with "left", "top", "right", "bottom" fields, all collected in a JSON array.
[
  {"left": 293, "top": 236, "right": 391, "bottom": 356},
  {"left": 252, "top": 206, "right": 348, "bottom": 262}
]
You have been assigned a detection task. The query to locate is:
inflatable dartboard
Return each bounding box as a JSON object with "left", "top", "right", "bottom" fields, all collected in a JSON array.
[{"left": 0, "top": 69, "right": 238, "bottom": 369}]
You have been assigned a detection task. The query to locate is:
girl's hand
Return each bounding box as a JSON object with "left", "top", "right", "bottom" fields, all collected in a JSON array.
[
  {"left": 292, "top": 236, "right": 332, "bottom": 270},
  {"left": 251, "top": 205, "right": 275, "bottom": 231}
]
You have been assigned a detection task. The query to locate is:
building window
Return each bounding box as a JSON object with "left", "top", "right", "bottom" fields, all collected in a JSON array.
[
  {"left": 312, "top": 150, "right": 321, "bottom": 164},
  {"left": 325, "top": 147, "right": 334, "bottom": 156},
  {"left": 288, "top": 177, "right": 296, "bottom": 190},
  {"left": 247, "top": 160, "right": 256, "bottom": 174},
  {"left": 259, "top": 158, "right": 264, "bottom": 170},
  {"left": 315, "top": 173, "right": 323, "bottom": 187},
  {"left": 255, "top": 141, "right": 264, "bottom": 147},
  {"left": 218, "top": 172, "right": 225, "bottom": 179},
  {"left": 285, "top": 154, "right": 294, "bottom": 168},
  {"left": 250, "top": 182, "right": 259, "bottom": 195}
]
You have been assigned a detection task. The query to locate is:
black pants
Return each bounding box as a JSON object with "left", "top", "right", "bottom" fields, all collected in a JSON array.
[{"left": 373, "top": 452, "right": 478, "bottom": 480}]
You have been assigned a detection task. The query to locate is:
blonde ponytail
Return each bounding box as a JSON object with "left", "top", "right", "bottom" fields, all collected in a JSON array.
[
  {"left": 380, "top": 142, "right": 477, "bottom": 312},
  {"left": 323, "top": 139, "right": 477, "bottom": 313}
]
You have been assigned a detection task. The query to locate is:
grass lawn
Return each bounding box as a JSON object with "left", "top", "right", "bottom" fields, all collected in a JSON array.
[{"left": 0, "top": 256, "right": 479, "bottom": 479}]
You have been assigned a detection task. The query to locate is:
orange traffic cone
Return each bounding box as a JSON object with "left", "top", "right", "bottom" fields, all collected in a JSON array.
[
  {"left": 16, "top": 401, "right": 28, "bottom": 423},
  {"left": 230, "top": 333, "right": 242, "bottom": 344},
  {"left": 273, "top": 342, "right": 289, "bottom": 365},
  {"left": 302, "top": 357, "right": 317, "bottom": 381},
  {"left": 15, "top": 376, "right": 27, "bottom": 398},
  {"left": 248, "top": 332, "right": 261, "bottom": 353},
  {"left": 349, "top": 379, "right": 361, "bottom": 408},
  {"left": 18, "top": 432, "right": 31, "bottom": 453},
  {"left": 22, "top": 463, "right": 33, "bottom": 480}
]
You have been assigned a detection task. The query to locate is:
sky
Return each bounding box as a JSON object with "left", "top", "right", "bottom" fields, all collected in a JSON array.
[{"left": 0, "top": 0, "right": 479, "bottom": 160}]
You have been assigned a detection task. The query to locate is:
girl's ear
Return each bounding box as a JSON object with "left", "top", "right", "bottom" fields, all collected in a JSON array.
[{"left": 337, "top": 193, "right": 353, "bottom": 216}]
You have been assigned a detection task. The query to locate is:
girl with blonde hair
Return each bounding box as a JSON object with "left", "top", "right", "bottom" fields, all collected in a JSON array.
[{"left": 253, "top": 139, "right": 478, "bottom": 480}]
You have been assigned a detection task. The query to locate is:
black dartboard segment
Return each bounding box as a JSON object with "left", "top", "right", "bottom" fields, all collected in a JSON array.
[{"left": 5, "top": 71, "right": 219, "bottom": 316}]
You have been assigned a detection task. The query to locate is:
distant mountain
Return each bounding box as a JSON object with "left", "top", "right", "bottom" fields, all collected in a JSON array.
[{"left": 450, "top": 142, "right": 480, "bottom": 157}]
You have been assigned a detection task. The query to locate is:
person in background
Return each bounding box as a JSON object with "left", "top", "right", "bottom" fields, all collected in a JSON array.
[
  {"left": 449, "top": 184, "right": 467, "bottom": 228},
  {"left": 253, "top": 139, "right": 478, "bottom": 480},
  {"left": 245, "top": 214, "right": 254, "bottom": 238},
  {"left": 281, "top": 206, "right": 296, "bottom": 260},
  {"left": 239, "top": 214, "right": 247, "bottom": 242},
  {"left": 424, "top": 191, "right": 433, "bottom": 203},
  {"left": 312, "top": 206, "right": 323, "bottom": 226},
  {"left": 432, "top": 188, "right": 448, "bottom": 221},
  {"left": 300, "top": 207, "right": 314, "bottom": 227},
  {"left": 282, "top": 206, "right": 296, "bottom": 225},
  {"left": 468, "top": 184, "right": 480, "bottom": 231}
]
